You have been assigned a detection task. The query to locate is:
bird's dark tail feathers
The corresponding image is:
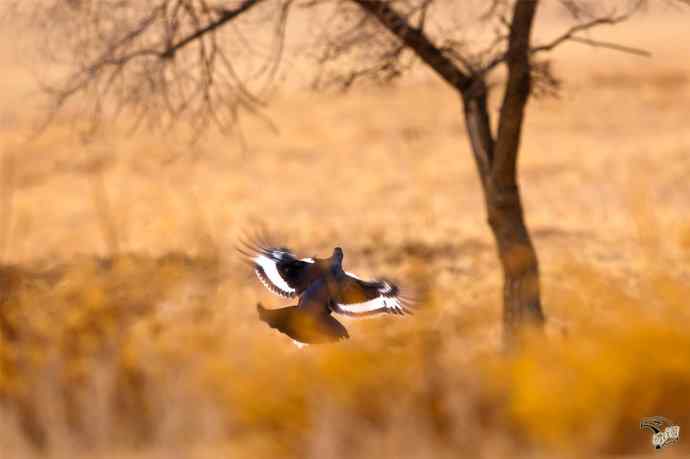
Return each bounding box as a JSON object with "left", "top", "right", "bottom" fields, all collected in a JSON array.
[{"left": 256, "top": 303, "right": 348, "bottom": 344}]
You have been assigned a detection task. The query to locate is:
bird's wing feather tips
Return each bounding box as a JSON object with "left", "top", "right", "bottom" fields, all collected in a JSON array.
[
  {"left": 254, "top": 254, "right": 297, "bottom": 297},
  {"left": 238, "top": 237, "right": 324, "bottom": 298},
  {"left": 332, "top": 275, "right": 414, "bottom": 317}
]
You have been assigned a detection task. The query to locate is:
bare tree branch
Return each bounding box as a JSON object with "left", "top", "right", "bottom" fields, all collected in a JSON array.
[
  {"left": 16, "top": 0, "right": 680, "bottom": 137},
  {"left": 530, "top": 10, "right": 648, "bottom": 56},
  {"left": 349, "top": 0, "right": 472, "bottom": 91},
  {"left": 314, "top": 1, "right": 440, "bottom": 90},
  {"left": 567, "top": 36, "right": 651, "bottom": 57},
  {"left": 482, "top": 1, "right": 648, "bottom": 75},
  {"left": 28, "top": 0, "right": 293, "bottom": 136},
  {"left": 161, "top": 0, "right": 265, "bottom": 59},
  {"left": 492, "top": 0, "right": 539, "bottom": 189}
]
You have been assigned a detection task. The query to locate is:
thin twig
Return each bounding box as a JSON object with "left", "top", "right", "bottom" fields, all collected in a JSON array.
[
  {"left": 530, "top": 16, "right": 641, "bottom": 54},
  {"left": 481, "top": 7, "right": 647, "bottom": 75},
  {"left": 568, "top": 36, "right": 651, "bottom": 57},
  {"left": 160, "top": 0, "right": 265, "bottom": 59}
]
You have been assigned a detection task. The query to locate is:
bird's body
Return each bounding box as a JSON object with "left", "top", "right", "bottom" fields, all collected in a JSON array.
[
  {"left": 257, "top": 280, "right": 349, "bottom": 344},
  {"left": 240, "top": 239, "right": 413, "bottom": 346}
]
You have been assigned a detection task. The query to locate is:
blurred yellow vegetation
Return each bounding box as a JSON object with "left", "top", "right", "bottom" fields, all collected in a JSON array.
[
  {"left": 491, "top": 268, "right": 690, "bottom": 453},
  {"left": 1, "top": 249, "right": 689, "bottom": 457}
]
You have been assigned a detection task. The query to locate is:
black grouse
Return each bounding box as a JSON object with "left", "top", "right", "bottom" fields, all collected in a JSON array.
[{"left": 240, "top": 239, "right": 413, "bottom": 346}]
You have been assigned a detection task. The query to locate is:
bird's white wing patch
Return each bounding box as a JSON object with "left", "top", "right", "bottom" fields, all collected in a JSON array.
[
  {"left": 336, "top": 296, "right": 406, "bottom": 315},
  {"left": 254, "top": 254, "right": 296, "bottom": 297},
  {"left": 344, "top": 270, "right": 363, "bottom": 280},
  {"left": 335, "top": 280, "right": 409, "bottom": 316}
]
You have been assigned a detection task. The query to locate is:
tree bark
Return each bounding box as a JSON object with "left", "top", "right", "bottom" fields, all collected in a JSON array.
[
  {"left": 491, "top": 0, "right": 545, "bottom": 344},
  {"left": 462, "top": 82, "right": 544, "bottom": 347},
  {"left": 353, "top": 0, "right": 546, "bottom": 345},
  {"left": 489, "top": 184, "right": 544, "bottom": 342}
]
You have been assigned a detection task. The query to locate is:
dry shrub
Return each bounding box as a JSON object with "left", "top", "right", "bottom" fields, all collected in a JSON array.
[
  {"left": 490, "top": 204, "right": 690, "bottom": 454},
  {"left": 0, "top": 253, "right": 221, "bottom": 452},
  {"left": 489, "top": 266, "right": 690, "bottom": 454}
]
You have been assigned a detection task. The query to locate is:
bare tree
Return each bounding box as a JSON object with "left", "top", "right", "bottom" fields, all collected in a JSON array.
[{"left": 14, "top": 0, "right": 678, "bottom": 344}]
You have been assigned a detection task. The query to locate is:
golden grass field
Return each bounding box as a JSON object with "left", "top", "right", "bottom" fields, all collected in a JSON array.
[{"left": 1, "top": 5, "right": 690, "bottom": 459}]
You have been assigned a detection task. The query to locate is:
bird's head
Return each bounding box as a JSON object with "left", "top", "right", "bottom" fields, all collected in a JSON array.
[{"left": 331, "top": 247, "right": 344, "bottom": 272}]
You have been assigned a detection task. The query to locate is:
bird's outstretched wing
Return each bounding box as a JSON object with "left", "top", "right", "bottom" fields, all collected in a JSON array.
[
  {"left": 331, "top": 273, "right": 414, "bottom": 317},
  {"left": 238, "top": 238, "right": 323, "bottom": 298}
]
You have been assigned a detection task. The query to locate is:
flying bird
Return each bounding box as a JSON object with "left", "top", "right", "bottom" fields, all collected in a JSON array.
[{"left": 239, "top": 238, "right": 414, "bottom": 346}]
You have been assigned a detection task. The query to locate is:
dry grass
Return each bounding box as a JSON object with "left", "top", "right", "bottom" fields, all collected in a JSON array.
[{"left": 1, "top": 8, "right": 690, "bottom": 459}]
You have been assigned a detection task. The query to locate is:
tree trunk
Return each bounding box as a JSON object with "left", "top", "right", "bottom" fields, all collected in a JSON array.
[
  {"left": 461, "top": 0, "right": 546, "bottom": 346},
  {"left": 493, "top": 0, "right": 545, "bottom": 344},
  {"left": 463, "top": 85, "right": 545, "bottom": 346},
  {"left": 488, "top": 184, "right": 544, "bottom": 341},
  {"left": 353, "top": 0, "right": 546, "bottom": 346}
]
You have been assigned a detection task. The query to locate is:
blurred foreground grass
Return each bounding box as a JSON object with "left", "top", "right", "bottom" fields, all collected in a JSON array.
[{"left": 1, "top": 240, "right": 688, "bottom": 458}]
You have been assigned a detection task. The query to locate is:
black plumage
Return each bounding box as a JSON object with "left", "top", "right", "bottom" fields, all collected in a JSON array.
[{"left": 239, "top": 239, "right": 414, "bottom": 346}]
